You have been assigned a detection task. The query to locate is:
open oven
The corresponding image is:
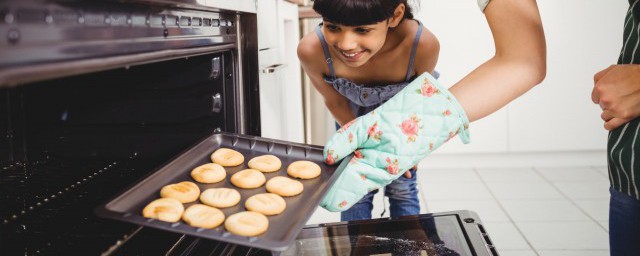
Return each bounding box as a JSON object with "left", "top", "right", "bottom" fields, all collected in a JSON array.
[
  {"left": 0, "top": 1, "right": 498, "bottom": 255},
  {"left": 0, "top": 0, "right": 261, "bottom": 254}
]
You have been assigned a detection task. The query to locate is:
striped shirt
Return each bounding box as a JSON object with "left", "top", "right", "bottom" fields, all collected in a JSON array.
[{"left": 609, "top": 0, "right": 640, "bottom": 200}]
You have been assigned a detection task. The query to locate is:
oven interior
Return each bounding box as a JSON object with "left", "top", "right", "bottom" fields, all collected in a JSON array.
[
  {"left": 0, "top": 50, "right": 253, "bottom": 255},
  {"left": 0, "top": 0, "right": 269, "bottom": 253}
]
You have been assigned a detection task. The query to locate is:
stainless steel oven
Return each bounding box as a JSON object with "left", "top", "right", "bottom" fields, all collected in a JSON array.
[{"left": 0, "top": 0, "right": 261, "bottom": 254}]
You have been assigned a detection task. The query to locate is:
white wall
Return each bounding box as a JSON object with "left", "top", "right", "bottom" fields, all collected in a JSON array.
[{"left": 415, "top": 0, "right": 628, "bottom": 154}]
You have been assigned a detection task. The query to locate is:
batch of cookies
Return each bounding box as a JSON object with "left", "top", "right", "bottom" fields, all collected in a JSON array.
[{"left": 142, "top": 148, "right": 321, "bottom": 237}]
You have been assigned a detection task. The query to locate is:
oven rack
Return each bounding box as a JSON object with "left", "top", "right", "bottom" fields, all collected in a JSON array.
[
  {"left": 106, "top": 229, "right": 273, "bottom": 256},
  {"left": 0, "top": 155, "right": 154, "bottom": 255},
  {"left": 1, "top": 157, "right": 126, "bottom": 223}
]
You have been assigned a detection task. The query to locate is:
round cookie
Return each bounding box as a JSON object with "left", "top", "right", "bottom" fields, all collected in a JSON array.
[
  {"left": 224, "top": 211, "right": 269, "bottom": 237},
  {"left": 211, "top": 148, "right": 244, "bottom": 167},
  {"left": 247, "top": 155, "right": 282, "bottom": 173},
  {"left": 182, "top": 204, "right": 225, "bottom": 229},
  {"left": 142, "top": 198, "right": 184, "bottom": 223},
  {"left": 191, "top": 163, "right": 226, "bottom": 184},
  {"left": 160, "top": 181, "right": 200, "bottom": 203},
  {"left": 266, "top": 176, "right": 304, "bottom": 197},
  {"left": 200, "top": 188, "right": 241, "bottom": 208},
  {"left": 230, "top": 169, "right": 266, "bottom": 189},
  {"left": 287, "top": 161, "right": 321, "bottom": 179},
  {"left": 245, "top": 193, "right": 286, "bottom": 216}
]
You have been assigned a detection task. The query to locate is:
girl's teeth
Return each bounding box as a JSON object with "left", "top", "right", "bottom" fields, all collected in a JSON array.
[{"left": 342, "top": 51, "right": 358, "bottom": 57}]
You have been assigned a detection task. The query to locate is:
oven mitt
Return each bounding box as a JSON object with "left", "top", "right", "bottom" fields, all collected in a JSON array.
[{"left": 320, "top": 72, "right": 471, "bottom": 212}]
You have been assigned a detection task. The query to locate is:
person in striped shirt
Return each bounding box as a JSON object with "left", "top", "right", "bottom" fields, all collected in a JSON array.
[{"left": 591, "top": 1, "right": 640, "bottom": 255}]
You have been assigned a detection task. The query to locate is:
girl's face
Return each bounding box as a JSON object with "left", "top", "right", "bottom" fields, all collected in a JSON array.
[{"left": 322, "top": 20, "right": 391, "bottom": 68}]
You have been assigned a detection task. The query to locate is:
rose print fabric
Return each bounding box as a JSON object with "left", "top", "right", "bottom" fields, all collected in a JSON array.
[{"left": 320, "top": 72, "right": 471, "bottom": 212}]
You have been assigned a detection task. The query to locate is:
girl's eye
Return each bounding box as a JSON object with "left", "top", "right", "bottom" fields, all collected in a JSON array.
[
  {"left": 355, "top": 28, "right": 370, "bottom": 34},
  {"left": 325, "top": 24, "right": 339, "bottom": 31}
]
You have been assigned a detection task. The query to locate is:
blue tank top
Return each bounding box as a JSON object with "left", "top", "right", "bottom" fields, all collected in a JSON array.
[{"left": 315, "top": 20, "right": 438, "bottom": 117}]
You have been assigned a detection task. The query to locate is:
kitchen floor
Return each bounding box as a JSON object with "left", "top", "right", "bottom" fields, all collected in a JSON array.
[{"left": 307, "top": 165, "right": 611, "bottom": 256}]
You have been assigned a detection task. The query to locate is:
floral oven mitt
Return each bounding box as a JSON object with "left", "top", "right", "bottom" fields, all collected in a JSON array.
[{"left": 320, "top": 72, "right": 471, "bottom": 212}]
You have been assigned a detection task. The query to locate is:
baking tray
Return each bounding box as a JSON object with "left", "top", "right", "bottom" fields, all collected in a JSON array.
[{"left": 95, "top": 132, "right": 350, "bottom": 252}]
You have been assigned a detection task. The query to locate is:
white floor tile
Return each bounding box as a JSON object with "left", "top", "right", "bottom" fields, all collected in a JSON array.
[
  {"left": 498, "top": 250, "right": 538, "bottom": 256},
  {"left": 536, "top": 167, "right": 607, "bottom": 182},
  {"left": 517, "top": 222, "right": 609, "bottom": 250},
  {"left": 420, "top": 182, "right": 494, "bottom": 200},
  {"left": 598, "top": 221, "right": 608, "bottom": 231},
  {"left": 593, "top": 166, "right": 609, "bottom": 178},
  {"left": 416, "top": 167, "right": 481, "bottom": 183},
  {"left": 486, "top": 182, "right": 564, "bottom": 200},
  {"left": 573, "top": 200, "right": 609, "bottom": 221},
  {"left": 538, "top": 250, "right": 609, "bottom": 256},
  {"left": 426, "top": 200, "right": 510, "bottom": 222},
  {"left": 500, "top": 200, "right": 590, "bottom": 222},
  {"left": 476, "top": 167, "right": 545, "bottom": 183},
  {"left": 484, "top": 222, "right": 532, "bottom": 250},
  {"left": 553, "top": 181, "right": 610, "bottom": 200}
]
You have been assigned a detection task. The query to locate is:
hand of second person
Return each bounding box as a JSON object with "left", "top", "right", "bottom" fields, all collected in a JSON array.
[{"left": 592, "top": 64, "right": 640, "bottom": 130}]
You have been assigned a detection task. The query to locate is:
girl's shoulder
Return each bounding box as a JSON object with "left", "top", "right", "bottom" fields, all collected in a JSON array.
[
  {"left": 377, "top": 20, "right": 439, "bottom": 74},
  {"left": 297, "top": 30, "right": 329, "bottom": 77},
  {"left": 410, "top": 21, "right": 440, "bottom": 75}
]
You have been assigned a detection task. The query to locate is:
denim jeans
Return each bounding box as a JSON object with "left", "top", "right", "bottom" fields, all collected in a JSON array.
[
  {"left": 609, "top": 187, "right": 640, "bottom": 256},
  {"left": 340, "top": 169, "right": 420, "bottom": 221}
]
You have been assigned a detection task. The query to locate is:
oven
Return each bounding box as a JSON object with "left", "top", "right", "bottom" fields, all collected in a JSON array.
[
  {"left": 0, "top": 1, "right": 498, "bottom": 255},
  {"left": 0, "top": 0, "right": 260, "bottom": 254}
]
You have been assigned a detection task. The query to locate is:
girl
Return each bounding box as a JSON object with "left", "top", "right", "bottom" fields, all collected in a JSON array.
[
  {"left": 298, "top": 0, "right": 435, "bottom": 221},
  {"left": 298, "top": 0, "right": 546, "bottom": 221}
]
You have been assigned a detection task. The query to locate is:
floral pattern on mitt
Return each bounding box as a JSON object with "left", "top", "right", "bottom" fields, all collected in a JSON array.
[{"left": 320, "top": 72, "right": 471, "bottom": 212}]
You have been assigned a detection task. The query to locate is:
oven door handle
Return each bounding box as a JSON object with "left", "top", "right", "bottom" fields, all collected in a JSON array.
[{"left": 261, "top": 63, "right": 287, "bottom": 73}]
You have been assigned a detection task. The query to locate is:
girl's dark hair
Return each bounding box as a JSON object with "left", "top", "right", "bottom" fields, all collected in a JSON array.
[{"left": 313, "top": 0, "right": 414, "bottom": 27}]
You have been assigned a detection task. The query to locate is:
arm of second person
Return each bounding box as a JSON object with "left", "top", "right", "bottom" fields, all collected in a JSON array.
[{"left": 449, "top": 0, "right": 547, "bottom": 122}]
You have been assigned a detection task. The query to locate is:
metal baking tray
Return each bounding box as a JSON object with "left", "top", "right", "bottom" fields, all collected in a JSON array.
[{"left": 95, "top": 132, "right": 350, "bottom": 252}]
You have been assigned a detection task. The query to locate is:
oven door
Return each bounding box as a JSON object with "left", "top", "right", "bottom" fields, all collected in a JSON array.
[{"left": 281, "top": 211, "right": 498, "bottom": 256}]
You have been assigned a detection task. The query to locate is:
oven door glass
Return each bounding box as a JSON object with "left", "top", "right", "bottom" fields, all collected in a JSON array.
[{"left": 282, "top": 214, "right": 474, "bottom": 256}]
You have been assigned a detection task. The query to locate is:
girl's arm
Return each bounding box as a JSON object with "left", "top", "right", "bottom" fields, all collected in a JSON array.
[
  {"left": 306, "top": 69, "right": 357, "bottom": 126},
  {"left": 449, "top": 0, "right": 546, "bottom": 122}
]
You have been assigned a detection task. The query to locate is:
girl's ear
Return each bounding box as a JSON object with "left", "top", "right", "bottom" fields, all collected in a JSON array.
[{"left": 388, "top": 3, "right": 405, "bottom": 28}]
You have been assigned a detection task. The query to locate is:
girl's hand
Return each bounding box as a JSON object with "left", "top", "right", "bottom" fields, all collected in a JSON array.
[{"left": 403, "top": 166, "right": 417, "bottom": 178}]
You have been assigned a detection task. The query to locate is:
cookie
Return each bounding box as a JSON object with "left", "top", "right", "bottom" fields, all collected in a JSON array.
[
  {"left": 265, "top": 176, "right": 304, "bottom": 197},
  {"left": 247, "top": 155, "right": 282, "bottom": 173},
  {"left": 287, "top": 160, "right": 321, "bottom": 179},
  {"left": 160, "top": 181, "right": 200, "bottom": 203},
  {"left": 191, "top": 163, "right": 226, "bottom": 184},
  {"left": 244, "top": 193, "right": 286, "bottom": 216},
  {"left": 211, "top": 148, "right": 244, "bottom": 167},
  {"left": 142, "top": 198, "right": 184, "bottom": 223},
  {"left": 230, "top": 169, "right": 266, "bottom": 189},
  {"left": 200, "top": 188, "right": 241, "bottom": 208},
  {"left": 182, "top": 204, "right": 225, "bottom": 229},
  {"left": 224, "top": 211, "right": 269, "bottom": 237}
]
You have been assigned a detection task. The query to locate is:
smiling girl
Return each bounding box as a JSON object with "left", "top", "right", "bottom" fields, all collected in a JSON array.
[{"left": 298, "top": 0, "right": 436, "bottom": 221}]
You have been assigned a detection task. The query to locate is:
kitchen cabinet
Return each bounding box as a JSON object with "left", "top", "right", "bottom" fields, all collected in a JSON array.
[
  {"left": 257, "top": 0, "right": 278, "bottom": 50},
  {"left": 257, "top": 0, "right": 305, "bottom": 143}
]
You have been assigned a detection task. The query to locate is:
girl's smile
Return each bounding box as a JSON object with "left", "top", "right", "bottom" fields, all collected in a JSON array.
[{"left": 339, "top": 49, "right": 366, "bottom": 62}]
